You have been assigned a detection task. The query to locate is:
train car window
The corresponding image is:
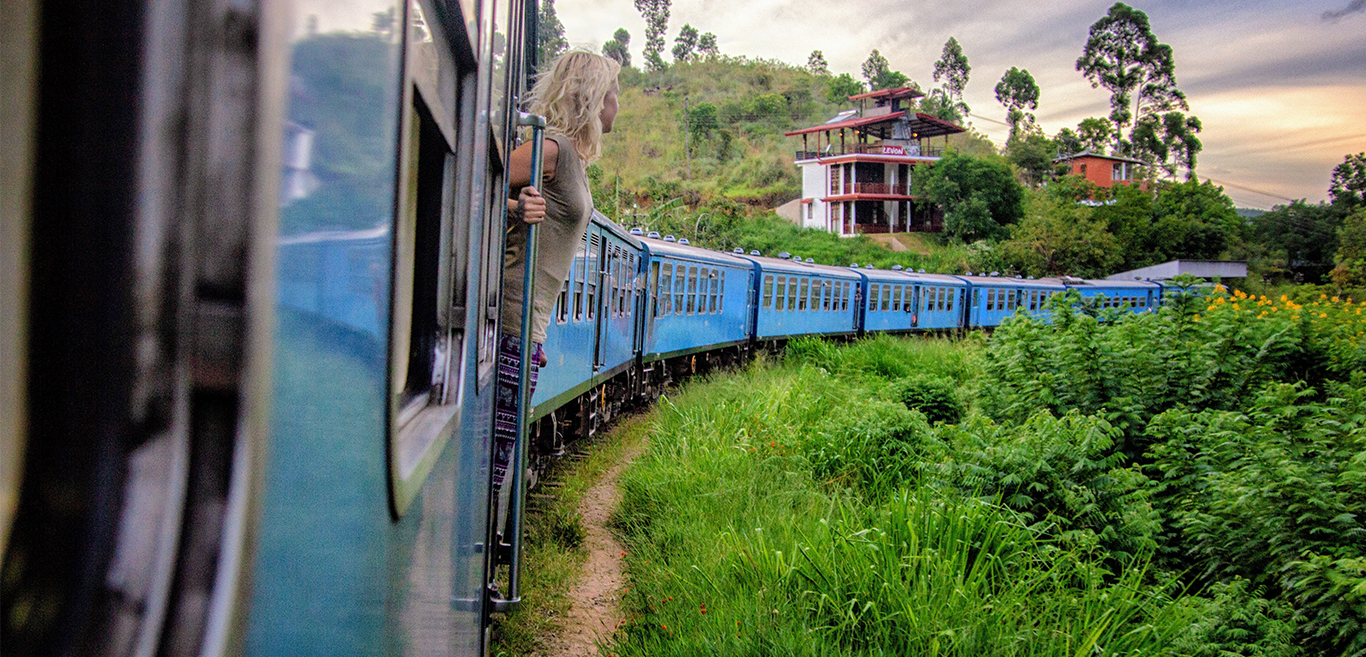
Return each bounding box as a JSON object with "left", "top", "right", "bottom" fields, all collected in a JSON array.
[
  {"left": 660, "top": 264, "right": 673, "bottom": 315},
  {"left": 869, "top": 284, "right": 879, "bottom": 312},
  {"left": 948, "top": 288, "right": 956, "bottom": 312},
  {"left": 822, "top": 281, "right": 831, "bottom": 311},
  {"left": 673, "top": 264, "right": 685, "bottom": 314},
  {"left": 650, "top": 261, "right": 662, "bottom": 317},
  {"left": 574, "top": 235, "right": 587, "bottom": 321},
  {"left": 892, "top": 286, "right": 902, "bottom": 313},
  {"left": 1140, "top": 295, "right": 1147, "bottom": 308},
  {"left": 782, "top": 276, "right": 794, "bottom": 310},
  {"left": 833, "top": 282, "right": 842, "bottom": 311},
  {"left": 763, "top": 274, "right": 774, "bottom": 308},
  {"left": 795, "top": 278, "right": 805, "bottom": 311},
  {"left": 774, "top": 276, "right": 786, "bottom": 311},
  {"left": 587, "top": 233, "right": 601, "bottom": 320},
  {"left": 708, "top": 270, "right": 719, "bottom": 313},
  {"left": 557, "top": 279, "right": 569, "bottom": 324},
  {"left": 940, "top": 287, "right": 948, "bottom": 312},
  {"left": 987, "top": 289, "right": 996, "bottom": 311},
  {"left": 973, "top": 288, "right": 979, "bottom": 308},
  {"left": 685, "top": 266, "right": 697, "bottom": 314}
]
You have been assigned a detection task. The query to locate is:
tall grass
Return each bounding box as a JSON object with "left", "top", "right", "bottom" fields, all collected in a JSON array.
[{"left": 610, "top": 343, "right": 1203, "bottom": 655}]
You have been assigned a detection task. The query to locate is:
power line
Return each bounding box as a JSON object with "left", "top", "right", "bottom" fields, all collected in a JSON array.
[{"left": 1200, "top": 176, "right": 1297, "bottom": 203}]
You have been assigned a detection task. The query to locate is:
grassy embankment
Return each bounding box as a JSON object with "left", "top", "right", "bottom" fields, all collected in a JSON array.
[{"left": 608, "top": 286, "right": 1366, "bottom": 655}]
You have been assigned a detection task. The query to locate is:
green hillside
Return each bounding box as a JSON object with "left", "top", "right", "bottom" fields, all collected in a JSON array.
[{"left": 587, "top": 57, "right": 994, "bottom": 271}]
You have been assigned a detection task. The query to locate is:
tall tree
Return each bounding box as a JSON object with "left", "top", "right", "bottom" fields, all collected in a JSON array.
[
  {"left": 634, "top": 0, "right": 670, "bottom": 71},
  {"left": 697, "top": 32, "right": 718, "bottom": 59},
  {"left": 672, "top": 23, "right": 699, "bottom": 62},
  {"left": 1076, "top": 3, "right": 1188, "bottom": 146},
  {"left": 994, "top": 67, "right": 1039, "bottom": 140},
  {"left": 807, "top": 50, "right": 829, "bottom": 76},
  {"left": 1131, "top": 111, "right": 1202, "bottom": 179},
  {"left": 1077, "top": 117, "right": 1115, "bottom": 152},
  {"left": 601, "top": 28, "right": 631, "bottom": 68},
  {"left": 1330, "top": 152, "right": 1366, "bottom": 208},
  {"left": 932, "top": 37, "right": 971, "bottom": 118},
  {"left": 861, "top": 49, "right": 910, "bottom": 91},
  {"left": 1054, "top": 127, "right": 1083, "bottom": 156},
  {"left": 920, "top": 88, "right": 963, "bottom": 124},
  {"left": 536, "top": 0, "right": 568, "bottom": 66},
  {"left": 825, "top": 73, "right": 865, "bottom": 105}
]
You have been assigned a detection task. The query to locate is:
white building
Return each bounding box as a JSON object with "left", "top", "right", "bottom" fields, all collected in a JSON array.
[{"left": 784, "top": 88, "right": 966, "bottom": 236}]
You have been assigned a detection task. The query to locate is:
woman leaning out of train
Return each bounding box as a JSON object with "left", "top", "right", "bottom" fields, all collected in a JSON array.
[{"left": 494, "top": 50, "right": 622, "bottom": 493}]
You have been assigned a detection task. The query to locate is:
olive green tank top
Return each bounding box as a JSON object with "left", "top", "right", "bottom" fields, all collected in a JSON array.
[{"left": 501, "top": 133, "right": 594, "bottom": 344}]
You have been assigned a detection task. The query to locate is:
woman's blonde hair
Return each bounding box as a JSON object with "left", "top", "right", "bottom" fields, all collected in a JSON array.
[{"left": 527, "top": 50, "right": 621, "bottom": 165}]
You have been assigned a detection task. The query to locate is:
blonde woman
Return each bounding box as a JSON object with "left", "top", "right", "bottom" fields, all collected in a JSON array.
[{"left": 493, "top": 51, "right": 621, "bottom": 491}]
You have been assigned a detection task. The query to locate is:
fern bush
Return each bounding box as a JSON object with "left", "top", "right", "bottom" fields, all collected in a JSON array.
[{"left": 886, "top": 374, "right": 962, "bottom": 424}]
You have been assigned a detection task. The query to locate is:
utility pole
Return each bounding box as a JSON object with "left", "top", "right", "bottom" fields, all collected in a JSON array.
[{"left": 683, "top": 96, "right": 691, "bottom": 180}]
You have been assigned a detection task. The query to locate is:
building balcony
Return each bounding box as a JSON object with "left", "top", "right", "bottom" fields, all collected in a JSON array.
[{"left": 795, "top": 143, "right": 945, "bottom": 162}]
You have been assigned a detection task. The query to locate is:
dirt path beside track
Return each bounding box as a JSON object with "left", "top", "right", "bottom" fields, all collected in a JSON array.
[{"left": 547, "top": 440, "right": 642, "bottom": 656}]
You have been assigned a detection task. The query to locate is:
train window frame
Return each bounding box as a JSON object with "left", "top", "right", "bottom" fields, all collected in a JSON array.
[
  {"left": 987, "top": 289, "right": 996, "bottom": 312},
  {"left": 686, "top": 266, "right": 697, "bottom": 315},
  {"left": 650, "top": 261, "right": 661, "bottom": 317},
  {"left": 763, "top": 274, "right": 774, "bottom": 308},
  {"left": 586, "top": 234, "right": 600, "bottom": 321},
  {"left": 844, "top": 282, "right": 851, "bottom": 311},
  {"left": 797, "top": 278, "right": 808, "bottom": 311},
  {"left": 660, "top": 263, "right": 673, "bottom": 316},
  {"left": 574, "top": 235, "right": 587, "bottom": 322},
  {"left": 386, "top": 0, "right": 475, "bottom": 517},
  {"left": 948, "top": 288, "right": 956, "bottom": 312},
  {"left": 892, "top": 286, "right": 902, "bottom": 313},
  {"left": 709, "top": 270, "right": 719, "bottom": 313},
  {"left": 939, "top": 287, "right": 947, "bottom": 312},
  {"left": 673, "top": 264, "right": 685, "bottom": 314},
  {"left": 775, "top": 276, "right": 786, "bottom": 311}
]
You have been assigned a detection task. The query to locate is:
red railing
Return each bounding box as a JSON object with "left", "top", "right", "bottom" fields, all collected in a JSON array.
[{"left": 841, "top": 182, "right": 911, "bottom": 195}]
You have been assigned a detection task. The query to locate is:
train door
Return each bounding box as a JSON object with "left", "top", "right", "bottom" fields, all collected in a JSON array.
[
  {"left": 591, "top": 230, "right": 607, "bottom": 372},
  {"left": 910, "top": 285, "right": 920, "bottom": 327}
]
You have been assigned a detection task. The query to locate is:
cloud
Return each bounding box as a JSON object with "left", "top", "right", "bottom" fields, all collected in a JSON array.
[{"left": 1323, "top": 0, "right": 1366, "bottom": 21}]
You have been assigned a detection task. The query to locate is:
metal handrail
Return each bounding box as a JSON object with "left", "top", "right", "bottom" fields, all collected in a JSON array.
[{"left": 490, "top": 111, "right": 546, "bottom": 614}]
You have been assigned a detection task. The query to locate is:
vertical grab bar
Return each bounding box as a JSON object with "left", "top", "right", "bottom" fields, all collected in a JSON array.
[{"left": 491, "top": 111, "right": 545, "bottom": 614}]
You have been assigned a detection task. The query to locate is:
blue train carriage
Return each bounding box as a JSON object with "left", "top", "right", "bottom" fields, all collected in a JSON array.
[
  {"left": 640, "top": 235, "right": 757, "bottom": 367},
  {"left": 959, "top": 275, "right": 1068, "bottom": 327},
  {"left": 859, "top": 267, "right": 970, "bottom": 333},
  {"left": 743, "top": 255, "right": 862, "bottom": 343},
  {"left": 1058, "top": 276, "right": 1163, "bottom": 314},
  {"left": 251, "top": 0, "right": 533, "bottom": 653},
  {"left": 532, "top": 212, "right": 645, "bottom": 442}
]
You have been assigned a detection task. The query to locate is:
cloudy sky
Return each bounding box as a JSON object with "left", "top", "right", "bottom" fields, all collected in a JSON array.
[{"left": 557, "top": 0, "right": 1366, "bottom": 209}]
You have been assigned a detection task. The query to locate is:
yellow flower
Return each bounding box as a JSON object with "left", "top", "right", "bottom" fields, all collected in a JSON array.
[
  {"left": 1320, "top": 313, "right": 1328, "bottom": 318},
  {"left": 1321, "top": 293, "right": 1328, "bottom": 300},
  {"left": 1193, "top": 314, "right": 1201, "bottom": 322},
  {"left": 1332, "top": 296, "right": 1340, "bottom": 302},
  {"left": 1233, "top": 303, "right": 1241, "bottom": 310}
]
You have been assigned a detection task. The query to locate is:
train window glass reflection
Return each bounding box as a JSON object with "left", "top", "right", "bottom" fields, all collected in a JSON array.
[
  {"left": 775, "top": 276, "right": 786, "bottom": 311},
  {"left": 787, "top": 276, "right": 798, "bottom": 311},
  {"left": 797, "top": 279, "right": 808, "bottom": 311},
  {"left": 763, "top": 275, "right": 774, "bottom": 308}
]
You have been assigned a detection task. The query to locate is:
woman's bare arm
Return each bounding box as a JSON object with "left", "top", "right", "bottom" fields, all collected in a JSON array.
[{"left": 508, "top": 137, "right": 559, "bottom": 189}]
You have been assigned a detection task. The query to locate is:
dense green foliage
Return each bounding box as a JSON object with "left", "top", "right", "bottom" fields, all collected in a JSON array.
[{"left": 612, "top": 285, "right": 1366, "bottom": 656}]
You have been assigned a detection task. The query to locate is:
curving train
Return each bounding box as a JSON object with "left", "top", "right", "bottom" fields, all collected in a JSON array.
[
  {"left": 279, "top": 209, "right": 1168, "bottom": 477},
  {"left": 2, "top": 0, "right": 1165, "bottom": 654}
]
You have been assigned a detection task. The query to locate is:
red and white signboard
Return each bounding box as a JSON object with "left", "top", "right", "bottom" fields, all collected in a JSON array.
[{"left": 880, "top": 145, "right": 906, "bottom": 155}]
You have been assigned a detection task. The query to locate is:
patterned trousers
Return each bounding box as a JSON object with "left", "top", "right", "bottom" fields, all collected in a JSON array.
[{"left": 493, "top": 334, "right": 543, "bottom": 492}]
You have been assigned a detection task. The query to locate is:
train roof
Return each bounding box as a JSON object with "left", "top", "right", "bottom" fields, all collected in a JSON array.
[
  {"left": 637, "top": 235, "right": 754, "bottom": 267},
  {"left": 858, "top": 268, "right": 966, "bottom": 285},
  {"left": 953, "top": 275, "right": 1067, "bottom": 289},
  {"left": 591, "top": 211, "right": 644, "bottom": 249},
  {"left": 1058, "top": 277, "right": 1162, "bottom": 290},
  {"left": 734, "top": 253, "right": 864, "bottom": 280}
]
